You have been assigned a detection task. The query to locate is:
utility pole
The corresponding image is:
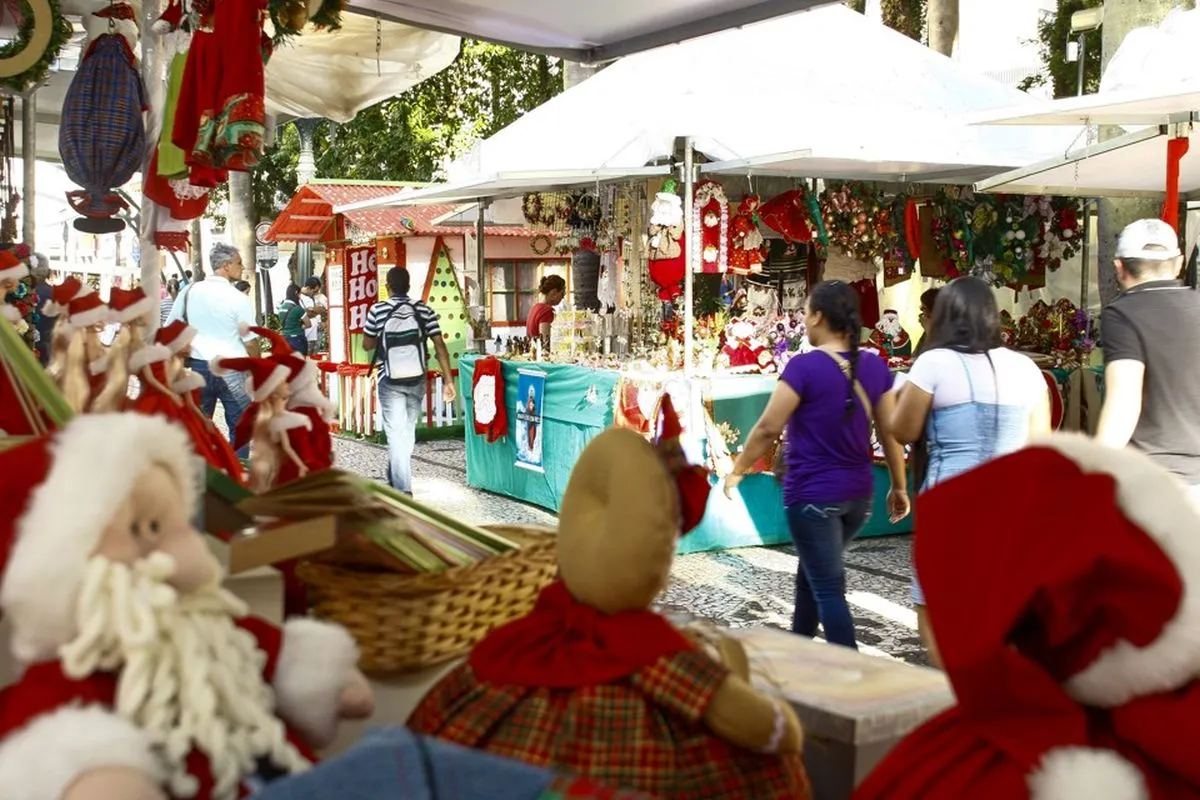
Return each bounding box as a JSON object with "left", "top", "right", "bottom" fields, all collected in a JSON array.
[{"left": 1096, "top": 0, "right": 1195, "bottom": 306}]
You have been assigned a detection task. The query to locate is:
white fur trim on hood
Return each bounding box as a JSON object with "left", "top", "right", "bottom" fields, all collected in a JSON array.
[
  {"left": 250, "top": 364, "right": 290, "bottom": 403},
  {"left": 67, "top": 304, "right": 111, "bottom": 330},
  {"left": 171, "top": 370, "right": 206, "bottom": 394},
  {"left": 273, "top": 618, "right": 360, "bottom": 749},
  {"left": 128, "top": 343, "right": 173, "bottom": 373},
  {"left": 163, "top": 325, "right": 196, "bottom": 353},
  {"left": 111, "top": 294, "right": 155, "bottom": 324},
  {"left": 0, "top": 705, "right": 165, "bottom": 800},
  {"left": 0, "top": 262, "right": 29, "bottom": 282},
  {"left": 1030, "top": 434, "right": 1200, "bottom": 707},
  {"left": 1028, "top": 746, "right": 1147, "bottom": 800},
  {"left": 269, "top": 411, "right": 312, "bottom": 435},
  {"left": 1, "top": 414, "right": 198, "bottom": 664}
]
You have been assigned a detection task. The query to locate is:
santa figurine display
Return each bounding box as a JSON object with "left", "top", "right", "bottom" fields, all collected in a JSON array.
[
  {"left": 0, "top": 413, "right": 371, "bottom": 800},
  {"left": 716, "top": 317, "right": 776, "bottom": 374},
  {"left": 243, "top": 325, "right": 334, "bottom": 472},
  {"left": 693, "top": 180, "right": 729, "bottom": 274},
  {"left": 865, "top": 309, "right": 912, "bottom": 359},
  {"left": 728, "top": 195, "right": 766, "bottom": 275},
  {"left": 647, "top": 181, "right": 687, "bottom": 300},
  {"left": 856, "top": 435, "right": 1200, "bottom": 799},
  {"left": 218, "top": 355, "right": 312, "bottom": 492}
]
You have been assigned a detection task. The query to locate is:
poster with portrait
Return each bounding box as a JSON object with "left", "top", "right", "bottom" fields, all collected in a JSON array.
[{"left": 514, "top": 369, "right": 546, "bottom": 472}]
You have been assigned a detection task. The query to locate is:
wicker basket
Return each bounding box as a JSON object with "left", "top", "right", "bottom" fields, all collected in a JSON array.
[{"left": 297, "top": 525, "right": 557, "bottom": 675}]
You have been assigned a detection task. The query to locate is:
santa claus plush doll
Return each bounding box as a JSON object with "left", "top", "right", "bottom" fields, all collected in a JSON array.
[
  {"left": 856, "top": 435, "right": 1200, "bottom": 799},
  {"left": 0, "top": 413, "right": 372, "bottom": 800},
  {"left": 647, "top": 185, "right": 687, "bottom": 301}
]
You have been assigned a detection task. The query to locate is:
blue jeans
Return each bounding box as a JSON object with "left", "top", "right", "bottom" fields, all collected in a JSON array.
[
  {"left": 786, "top": 497, "right": 871, "bottom": 649},
  {"left": 188, "top": 357, "right": 252, "bottom": 459},
  {"left": 285, "top": 335, "right": 309, "bottom": 356},
  {"left": 378, "top": 380, "right": 423, "bottom": 495},
  {"left": 254, "top": 727, "right": 561, "bottom": 799}
]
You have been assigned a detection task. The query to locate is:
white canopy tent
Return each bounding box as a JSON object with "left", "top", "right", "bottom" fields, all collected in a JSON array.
[
  {"left": 343, "top": 0, "right": 833, "bottom": 61},
  {"left": 417, "top": 4, "right": 1077, "bottom": 193},
  {"left": 971, "top": 84, "right": 1200, "bottom": 128}
]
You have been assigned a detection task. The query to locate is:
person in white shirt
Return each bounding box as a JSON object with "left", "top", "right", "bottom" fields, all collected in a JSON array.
[
  {"left": 165, "top": 243, "right": 259, "bottom": 453},
  {"left": 300, "top": 276, "right": 327, "bottom": 355}
]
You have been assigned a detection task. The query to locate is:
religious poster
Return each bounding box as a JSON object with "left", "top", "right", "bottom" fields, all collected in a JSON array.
[
  {"left": 343, "top": 245, "right": 379, "bottom": 334},
  {"left": 515, "top": 369, "right": 546, "bottom": 472}
]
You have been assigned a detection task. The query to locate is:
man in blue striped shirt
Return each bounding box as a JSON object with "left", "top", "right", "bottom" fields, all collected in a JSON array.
[{"left": 362, "top": 267, "right": 455, "bottom": 495}]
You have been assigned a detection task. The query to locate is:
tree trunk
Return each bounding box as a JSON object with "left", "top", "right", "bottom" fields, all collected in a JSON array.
[
  {"left": 229, "top": 171, "right": 258, "bottom": 319},
  {"left": 927, "top": 0, "right": 958, "bottom": 56},
  {"left": 189, "top": 218, "right": 203, "bottom": 278},
  {"left": 1096, "top": 0, "right": 1194, "bottom": 306}
]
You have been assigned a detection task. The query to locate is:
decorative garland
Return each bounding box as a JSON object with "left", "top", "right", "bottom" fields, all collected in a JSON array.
[
  {"left": 308, "top": 0, "right": 345, "bottom": 29},
  {"left": 530, "top": 234, "right": 552, "bottom": 256},
  {"left": 0, "top": 0, "right": 74, "bottom": 94}
]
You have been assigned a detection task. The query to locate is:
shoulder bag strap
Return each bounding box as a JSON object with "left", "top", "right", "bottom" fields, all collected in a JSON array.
[
  {"left": 817, "top": 347, "right": 875, "bottom": 426},
  {"left": 180, "top": 283, "right": 192, "bottom": 325}
]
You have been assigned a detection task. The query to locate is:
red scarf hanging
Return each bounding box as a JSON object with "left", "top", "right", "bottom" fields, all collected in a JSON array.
[
  {"left": 469, "top": 580, "right": 695, "bottom": 688},
  {"left": 1162, "top": 136, "right": 1190, "bottom": 232}
]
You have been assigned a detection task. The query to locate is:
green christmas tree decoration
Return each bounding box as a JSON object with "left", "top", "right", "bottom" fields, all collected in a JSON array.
[{"left": 421, "top": 237, "right": 469, "bottom": 369}]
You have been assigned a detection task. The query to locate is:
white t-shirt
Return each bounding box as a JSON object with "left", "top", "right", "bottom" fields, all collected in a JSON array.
[
  {"left": 164, "top": 276, "right": 255, "bottom": 360},
  {"left": 903, "top": 347, "right": 1045, "bottom": 410},
  {"left": 299, "top": 293, "right": 327, "bottom": 343}
]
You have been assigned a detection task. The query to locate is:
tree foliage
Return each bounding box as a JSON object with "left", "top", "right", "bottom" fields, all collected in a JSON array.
[
  {"left": 1019, "top": 0, "right": 1103, "bottom": 97},
  {"left": 211, "top": 39, "right": 564, "bottom": 223},
  {"left": 880, "top": 0, "right": 925, "bottom": 41}
]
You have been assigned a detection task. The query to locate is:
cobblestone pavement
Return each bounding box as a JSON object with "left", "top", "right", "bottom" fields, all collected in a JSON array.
[{"left": 333, "top": 436, "right": 928, "bottom": 667}]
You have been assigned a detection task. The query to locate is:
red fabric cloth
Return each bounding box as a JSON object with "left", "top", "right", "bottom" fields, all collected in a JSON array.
[
  {"left": 526, "top": 302, "right": 556, "bottom": 339},
  {"left": 274, "top": 422, "right": 315, "bottom": 488},
  {"left": 0, "top": 362, "right": 50, "bottom": 437},
  {"left": 469, "top": 580, "right": 696, "bottom": 689},
  {"left": 0, "top": 617, "right": 316, "bottom": 799},
  {"left": 471, "top": 356, "right": 508, "bottom": 443},
  {"left": 1163, "top": 136, "right": 1190, "bottom": 232},
  {"left": 293, "top": 406, "right": 334, "bottom": 470},
  {"left": 852, "top": 279, "right": 881, "bottom": 328}
]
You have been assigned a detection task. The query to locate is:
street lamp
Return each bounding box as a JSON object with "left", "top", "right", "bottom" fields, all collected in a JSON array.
[{"left": 1068, "top": 7, "right": 1104, "bottom": 97}]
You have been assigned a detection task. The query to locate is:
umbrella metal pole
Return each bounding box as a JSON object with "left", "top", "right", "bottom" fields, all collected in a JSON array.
[
  {"left": 139, "top": 0, "right": 165, "bottom": 331},
  {"left": 1080, "top": 200, "right": 1091, "bottom": 312},
  {"left": 682, "top": 137, "right": 695, "bottom": 378},
  {"left": 476, "top": 200, "right": 488, "bottom": 354}
]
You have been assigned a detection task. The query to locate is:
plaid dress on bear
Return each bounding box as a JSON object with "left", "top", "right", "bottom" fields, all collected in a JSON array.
[{"left": 409, "top": 649, "right": 811, "bottom": 800}]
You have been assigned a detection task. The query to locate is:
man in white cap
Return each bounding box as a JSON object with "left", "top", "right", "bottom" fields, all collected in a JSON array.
[{"left": 1096, "top": 218, "right": 1200, "bottom": 501}]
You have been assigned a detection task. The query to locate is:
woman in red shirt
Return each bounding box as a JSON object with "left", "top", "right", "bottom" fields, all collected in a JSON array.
[{"left": 525, "top": 274, "right": 566, "bottom": 342}]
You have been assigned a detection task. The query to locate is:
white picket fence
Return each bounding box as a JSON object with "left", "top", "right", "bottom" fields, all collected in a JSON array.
[{"left": 322, "top": 366, "right": 461, "bottom": 437}]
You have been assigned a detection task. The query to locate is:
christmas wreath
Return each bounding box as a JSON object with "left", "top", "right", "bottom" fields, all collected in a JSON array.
[
  {"left": 530, "top": 234, "right": 552, "bottom": 256},
  {"left": 0, "top": 0, "right": 74, "bottom": 94}
]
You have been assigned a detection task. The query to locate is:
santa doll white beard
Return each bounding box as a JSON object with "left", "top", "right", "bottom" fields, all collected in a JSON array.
[{"left": 58, "top": 553, "right": 311, "bottom": 800}]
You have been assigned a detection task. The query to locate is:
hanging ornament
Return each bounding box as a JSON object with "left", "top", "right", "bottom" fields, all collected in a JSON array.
[{"left": 692, "top": 180, "right": 729, "bottom": 274}]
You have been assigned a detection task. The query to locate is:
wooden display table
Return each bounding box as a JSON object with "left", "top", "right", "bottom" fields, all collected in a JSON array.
[{"left": 731, "top": 627, "right": 953, "bottom": 799}]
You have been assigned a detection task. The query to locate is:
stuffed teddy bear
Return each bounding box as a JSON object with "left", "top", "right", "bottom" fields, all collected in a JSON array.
[
  {"left": 408, "top": 397, "right": 809, "bottom": 799},
  {"left": 0, "top": 413, "right": 372, "bottom": 800},
  {"left": 856, "top": 435, "right": 1200, "bottom": 799}
]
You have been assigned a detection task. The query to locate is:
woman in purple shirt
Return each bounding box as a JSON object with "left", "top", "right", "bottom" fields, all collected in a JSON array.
[{"left": 725, "top": 281, "right": 910, "bottom": 649}]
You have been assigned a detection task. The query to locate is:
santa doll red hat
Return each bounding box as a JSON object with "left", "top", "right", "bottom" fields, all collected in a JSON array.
[
  {"left": 158, "top": 318, "right": 198, "bottom": 355},
  {"left": 107, "top": 285, "right": 155, "bottom": 324},
  {"left": 42, "top": 276, "right": 92, "bottom": 316},
  {"left": 244, "top": 323, "right": 336, "bottom": 421},
  {"left": 0, "top": 413, "right": 370, "bottom": 799},
  {"left": 855, "top": 434, "right": 1200, "bottom": 800},
  {"left": 0, "top": 250, "right": 29, "bottom": 323},
  {"left": 211, "top": 355, "right": 290, "bottom": 403}
]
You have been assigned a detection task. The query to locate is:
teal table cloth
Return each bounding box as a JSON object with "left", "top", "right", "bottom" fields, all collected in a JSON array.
[{"left": 458, "top": 356, "right": 911, "bottom": 554}]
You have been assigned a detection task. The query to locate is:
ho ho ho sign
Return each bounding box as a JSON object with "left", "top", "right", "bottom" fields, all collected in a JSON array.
[{"left": 343, "top": 245, "right": 379, "bottom": 333}]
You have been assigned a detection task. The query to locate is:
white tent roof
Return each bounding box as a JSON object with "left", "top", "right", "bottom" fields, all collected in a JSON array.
[
  {"left": 974, "top": 124, "right": 1199, "bottom": 199},
  {"left": 344, "top": 0, "right": 832, "bottom": 61},
  {"left": 438, "top": 5, "right": 1076, "bottom": 190},
  {"left": 972, "top": 83, "right": 1200, "bottom": 127},
  {"left": 335, "top": 167, "right": 669, "bottom": 211},
  {"left": 17, "top": 10, "right": 460, "bottom": 160}
]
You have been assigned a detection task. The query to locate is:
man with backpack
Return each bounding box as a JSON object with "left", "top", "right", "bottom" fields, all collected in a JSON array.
[{"left": 362, "top": 267, "right": 456, "bottom": 495}]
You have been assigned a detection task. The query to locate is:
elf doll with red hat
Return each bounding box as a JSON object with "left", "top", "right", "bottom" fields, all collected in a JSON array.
[
  {"left": 410, "top": 396, "right": 809, "bottom": 800},
  {"left": 52, "top": 292, "right": 112, "bottom": 413},
  {"left": 0, "top": 413, "right": 373, "bottom": 800},
  {"left": 243, "top": 325, "right": 335, "bottom": 472},
  {"left": 216, "top": 355, "right": 312, "bottom": 492},
  {"left": 856, "top": 434, "right": 1200, "bottom": 800}
]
